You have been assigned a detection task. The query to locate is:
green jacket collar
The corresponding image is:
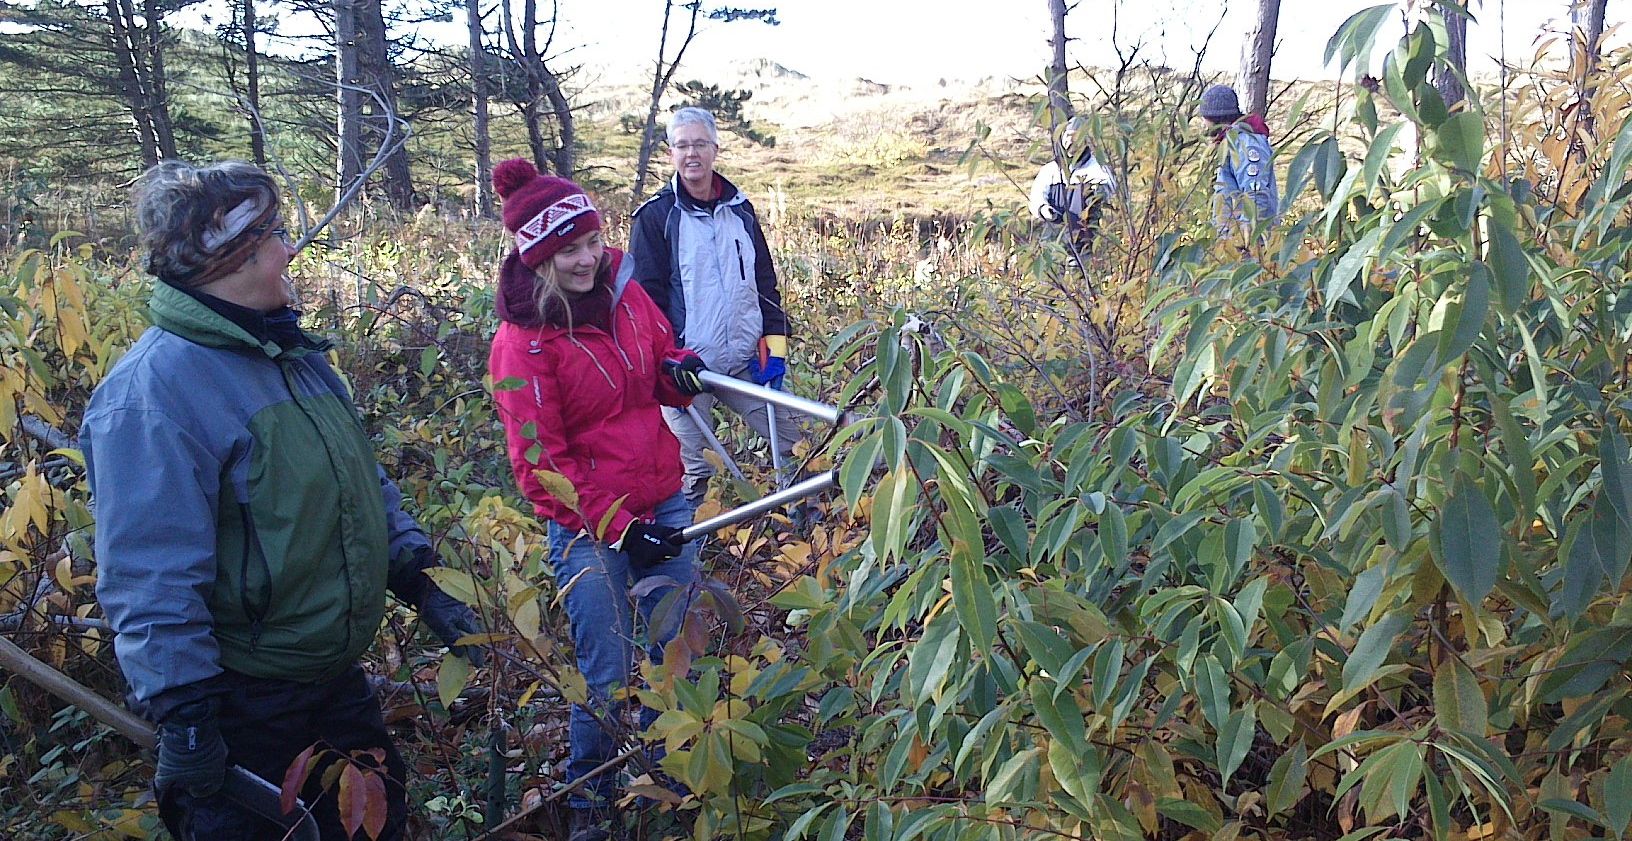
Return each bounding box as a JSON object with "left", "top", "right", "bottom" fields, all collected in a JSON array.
[{"left": 149, "top": 282, "right": 329, "bottom": 359}]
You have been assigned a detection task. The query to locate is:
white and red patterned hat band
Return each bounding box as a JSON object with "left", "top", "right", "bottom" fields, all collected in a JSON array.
[{"left": 515, "top": 193, "right": 596, "bottom": 255}]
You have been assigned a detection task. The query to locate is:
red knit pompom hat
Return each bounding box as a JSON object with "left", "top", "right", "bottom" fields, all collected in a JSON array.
[{"left": 493, "top": 158, "right": 603, "bottom": 269}]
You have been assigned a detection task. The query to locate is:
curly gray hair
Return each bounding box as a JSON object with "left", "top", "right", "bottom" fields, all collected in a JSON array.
[{"left": 133, "top": 160, "right": 279, "bottom": 286}]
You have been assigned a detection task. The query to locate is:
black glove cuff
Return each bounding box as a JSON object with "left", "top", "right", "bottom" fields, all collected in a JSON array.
[
  {"left": 161, "top": 695, "right": 220, "bottom": 729},
  {"left": 388, "top": 544, "right": 437, "bottom": 608}
]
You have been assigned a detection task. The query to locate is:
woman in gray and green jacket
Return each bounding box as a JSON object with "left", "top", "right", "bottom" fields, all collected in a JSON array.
[{"left": 81, "top": 160, "right": 481, "bottom": 840}]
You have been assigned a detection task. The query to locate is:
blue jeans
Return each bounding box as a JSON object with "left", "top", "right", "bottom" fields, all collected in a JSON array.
[{"left": 546, "top": 492, "right": 698, "bottom": 809}]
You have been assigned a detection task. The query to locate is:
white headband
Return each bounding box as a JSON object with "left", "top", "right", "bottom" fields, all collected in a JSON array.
[
  {"left": 515, "top": 193, "right": 595, "bottom": 254},
  {"left": 202, "top": 197, "right": 270, "bottom": 252}
]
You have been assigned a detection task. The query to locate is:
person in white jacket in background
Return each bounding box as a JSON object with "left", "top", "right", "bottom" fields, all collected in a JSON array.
[{"left": 1030, "top": 115, "right": 1116, "bottom": 265}]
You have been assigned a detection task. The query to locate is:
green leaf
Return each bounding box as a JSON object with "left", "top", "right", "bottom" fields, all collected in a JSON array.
[
  {"left": 1324, "top": 227, "right": 1383, "bottom": 309},
  {"left": 1432, "top": 658, "right": 1487, "bottom": 736},
  {"left": 997, "top": 383, "right": 1037, "bottom": 437},
  {"left": 1343, "top": 610, "right": 1412, "bottom": 691},
  {"left": 1267, "top": 742, "right": 1310, "bottom": 816},
  {"left": 1540, "top": 798, "right": 1608, "bottom": 829},
  {"left": 763, "top": 783, "right": 826, "bottom": 805},
  {"left": 907, "top": 619, "right": 961, "bottom": 707},
  {"left": 1435, "top": 478, "right": 1501, "bottom": 604},
  {"left": 1538, "top": 625, "right": 1632, "bottom": 703},
  {"left": 1487, "top": 222, "right": 1531, "bottom": 315},
  {"left": 1435, "top": 265, "right": 1490, "bottom": 363},
  {"left": 1100, "top": 505, "right": 1128, "bottom": 568},
  {"left": 1606, "top": 756, "right": 1632, "bottom": 838},
  {"left": 1152, "top": 510, "right": 1208, "bottom": 555},
  {"left": 1031, "top": 677, "right": 1087, "bottom": 750},
  {"left": 1603, "top": 425, "right": 1632, "bottom": 531},
  {"left": 1173, "top": 342, "right": 1217, "bottom": 409},
  {"left": 839, "top": 424, "right": 883, "bottom": 509},
  {"left": 985, "top": 746, "right": 1041, "bottom": 805},
  {"left": 437, "top": 652, "right": 470, "bottom": 709},
  {"left": 949, "top": 537, "right": 997, "bottom": 652},
  {"left": 1341, "top": 564, "right": 1386, "bottom": 630},
  {"left": 869, "top": 467, "right": 918, "bottom": 564},
  {"left": 1047, "top": 739, "right": 1099, "bottom": 812},
  {"left": 1156, "top": 797, "right": 1223, "bottom": 834},
  {"left": 1324, "top": 4, "right": 1397, "bottom": 76},
  {"left": 784, "top": 803, "right": 834, "bottom": 840},
  {"left": 1558, "top": 497, "right": 1625, "bottom": 618},
  {"left": 1216, "top": 702, "right": 1257, "bottom": 786},
  {"left": 1195, "top": 654, "right": 1230, "bottom": 730},
  {"left": 1014, "top": 621, "right": 1075, "bottom": 678},
  {"left": 1433, "top": 111, "right": 1486, "bottom": 174},
  {"left": 422, "top": 567, "right": 479, "bottom": 606},
  {"left": 1360, "top": 122, "right": 1407, "bottom": 196}
]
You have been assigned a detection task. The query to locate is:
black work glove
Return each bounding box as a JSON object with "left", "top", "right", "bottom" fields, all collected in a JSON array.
[
  {"left": 154, "top": 698, "right": 228, "bottom": 800},
  {"left": 395, "top": 545, "right": 487, "bottom": 667},
  {"left": 621, "top": 522, "right": 685, "bottom": 567},
  {"left": 422, "top": 586, "right": 486, "bottom": 667},
  {"left": 664, "top": 354, "right": 708, "bottom": 396}
]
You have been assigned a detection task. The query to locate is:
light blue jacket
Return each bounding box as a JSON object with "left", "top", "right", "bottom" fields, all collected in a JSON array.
[{"left": 1213, "top": 123, "right": 1279, "bottom": 232}]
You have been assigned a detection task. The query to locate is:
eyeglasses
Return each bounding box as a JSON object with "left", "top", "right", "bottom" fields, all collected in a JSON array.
[
  {"left": 251, "top": 222, "right": 292, "bottom": 244},
  {"left": 670, "top": 141, "right": 716, "bottom": 152}
]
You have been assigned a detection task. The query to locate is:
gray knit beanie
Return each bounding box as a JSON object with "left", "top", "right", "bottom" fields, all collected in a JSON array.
[{"left": 1198, "top": 85, "right": 1242, "bottom": 121}]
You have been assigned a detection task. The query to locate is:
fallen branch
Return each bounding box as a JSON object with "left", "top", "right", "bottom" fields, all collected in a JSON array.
[
  {"left": 0, "top": 634, "right": 154, "bottom": 749},
  {"left": 21, "top": 415, "right": 72, "bottom": 450}
]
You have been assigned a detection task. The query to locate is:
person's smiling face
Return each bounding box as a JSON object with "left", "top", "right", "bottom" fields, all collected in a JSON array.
[
  {"left": 545, "top": 230, "right": 603, "bottom": 295},
  {"left": 669, "top": 123, "right": 718, "bottom": 197}
]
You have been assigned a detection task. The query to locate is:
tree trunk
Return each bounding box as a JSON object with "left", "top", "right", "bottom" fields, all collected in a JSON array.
[
  {"left": 1433, "top": 1, "right": 1468, "bottom": 109},
  {"left": 632, "top": 0, "right": 701, "bottom": 201},
  {"left": 1576, "top": 0, "right": 1609, "bottom": 139},
  {"left": 356, "top": 0, "right": 414, "bottom": 208},
  {"left": 467, "top": 0, "right": 492, "bottom": 216},
  {"left": 106, "top": 0, "right": 158, "bottom": 166},
  {"left": 140, "top": 0, "right": 177, "bottom": 158},
  {"left": 1045, "top": 0, "right": 1071, "bottom": 128},
  {"left": 244, "top": 0, "right": 266, "bottom": 166},
  {"left": 515, "top": 0, "right": 573, "bottom": 177},
  {"left": 521, "top": 98, "right": 551, "bottom": 174},
  {"left": 1238, "top": 0, "right": 1280, "bottom": 117},
  {"left": 335, "top": 0, "right": 364, "bottom": 197},
  {"left": 538, "top": 65, "right": 574, "bottom": 176}
]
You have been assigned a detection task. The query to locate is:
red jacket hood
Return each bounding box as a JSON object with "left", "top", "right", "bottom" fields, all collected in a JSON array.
[{"left": 1214, "top": 113, "right": 1272, "bottom": 142}]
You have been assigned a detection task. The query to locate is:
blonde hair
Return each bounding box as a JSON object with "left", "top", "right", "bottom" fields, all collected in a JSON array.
[{"left": 533, "top": 251, "right": 614, "bottom": 329}]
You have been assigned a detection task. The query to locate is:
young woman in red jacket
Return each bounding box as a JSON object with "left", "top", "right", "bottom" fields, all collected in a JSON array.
[{"left": 486, "top": 160, "right": 708, "bottom": 840}]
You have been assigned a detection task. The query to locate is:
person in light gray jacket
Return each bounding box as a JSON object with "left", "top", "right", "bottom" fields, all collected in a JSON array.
[
  {"left": 1029, "top": 115, "right": 1116, "bottom": 262},
  {"left": 628, "top": 107, "right": 802, "bottom": 502}
]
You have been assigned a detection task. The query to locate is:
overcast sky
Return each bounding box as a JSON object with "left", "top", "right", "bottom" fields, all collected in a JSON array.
[
  {"left": 546, "top": 0, "right": 1588, "bottom": 86},
  {"left": 146, "top": 0, "right": 1605, "bottom": 88}
]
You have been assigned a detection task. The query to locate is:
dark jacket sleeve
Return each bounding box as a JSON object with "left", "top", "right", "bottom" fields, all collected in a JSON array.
[
  {"left": 377, "top": 465, "right": 432, "bottom": 590},
  {"left": 627, "top": 202, "right": 676, "bottom": 334},
  {"left": 739, "top": 199, "right": 788, "bottom": 337}
]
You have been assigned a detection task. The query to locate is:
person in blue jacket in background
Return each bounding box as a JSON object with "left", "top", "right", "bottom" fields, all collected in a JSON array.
[
  {"left": 1198, "top": 84, "right": 1280, "bottom": 236},
  {"left": 82, "top": 159, "right": 481, "bottom": 840}
]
